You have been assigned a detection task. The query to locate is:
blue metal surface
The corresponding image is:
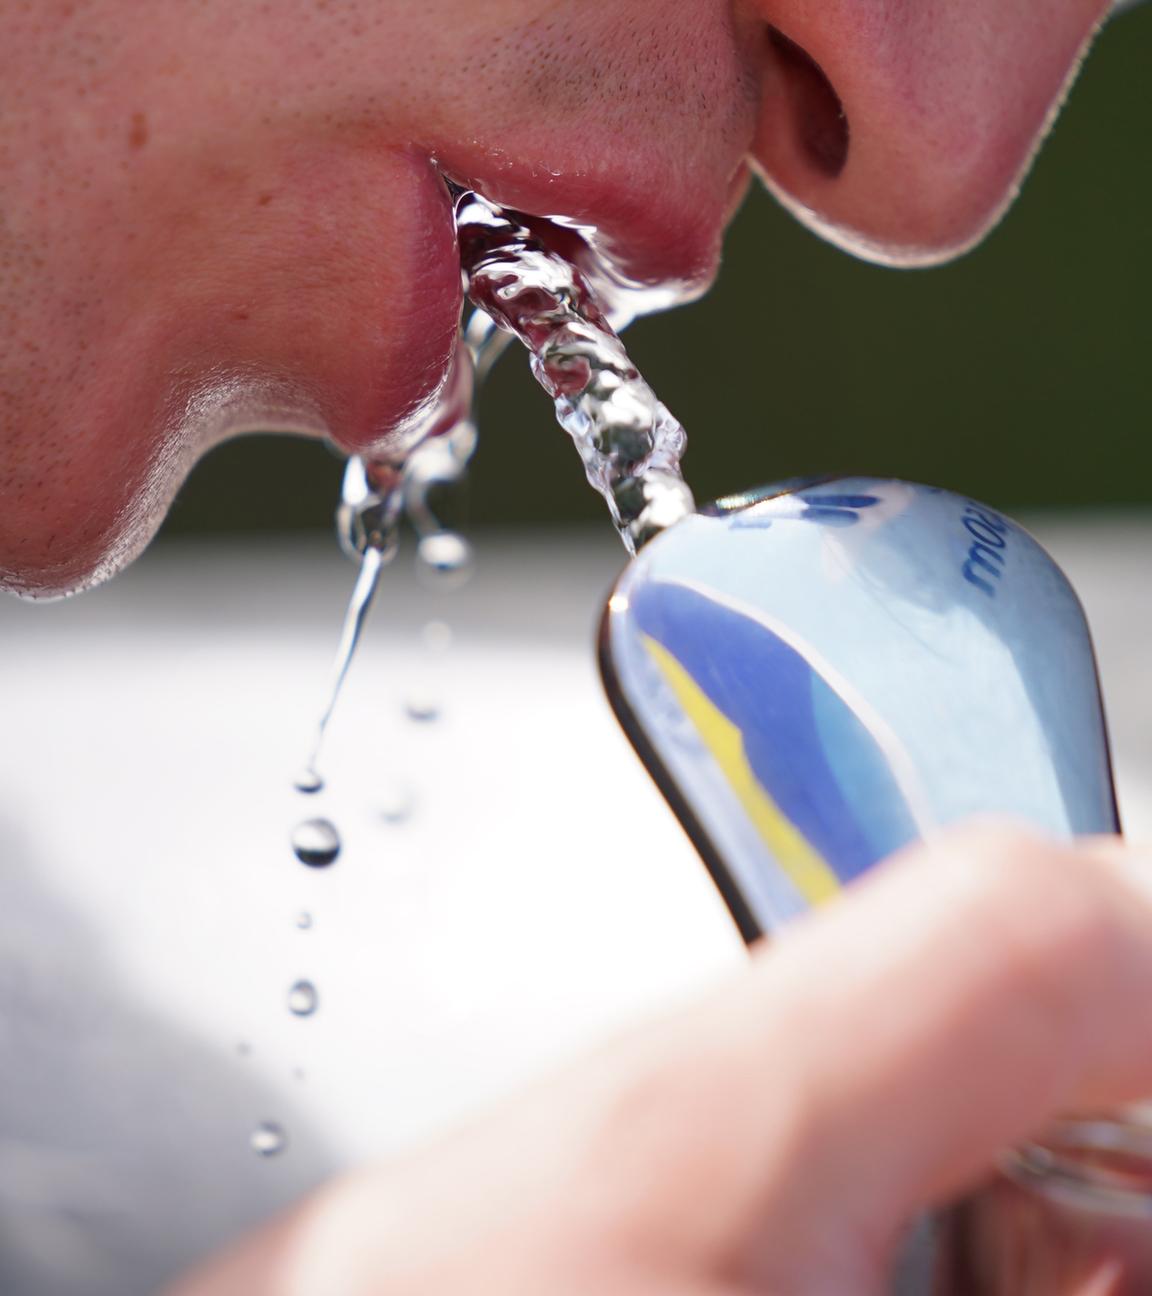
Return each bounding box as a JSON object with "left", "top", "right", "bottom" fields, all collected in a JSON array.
[{"left": 600, "top": 477, "right": 1119, "bottom": 939}]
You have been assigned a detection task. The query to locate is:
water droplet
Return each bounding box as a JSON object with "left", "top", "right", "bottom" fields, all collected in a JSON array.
[
  {"left": 416, "top": 532, "right": 473, "bottom": 587},
  {"left": 287, "top": 979, "right": 319, "bottom": 1017},
  {"left": 294, "top": 768, "right": 324, "bottom": 795},
  {"left": 298, "top": 543, "right": 386, "bottom": 798},
  {"left": 380, "top": 782, "right": 415, "bottom": 825},
  {"left": 422, "top": 619, "right": 453, "bottom": 654},
  {"left": 250, "top": 1121, "right": 287, "bottom": 1158},
  {"left": 292, "top": 818, "right": 341, "bottom": 868},
  {"left": 295, "top": 911, "right": 313, "bottom": 931},
  {"left": 404, "top": 695, "right": 440, "bottom": 723}
]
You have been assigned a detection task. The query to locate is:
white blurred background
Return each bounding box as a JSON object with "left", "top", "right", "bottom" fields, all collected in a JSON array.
[{"left": 0, "top": 522, "right": 1149, "bottom": 1293}]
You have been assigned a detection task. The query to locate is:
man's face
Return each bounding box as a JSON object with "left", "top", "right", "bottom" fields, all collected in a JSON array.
[{"left": 0, "top": 0, "right": 1111, "bottom": 597}]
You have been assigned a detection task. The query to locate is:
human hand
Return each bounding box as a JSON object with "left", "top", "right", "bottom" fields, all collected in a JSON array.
[{"left": 166, "top": 822, "right": 1152, "bottom": 1295}]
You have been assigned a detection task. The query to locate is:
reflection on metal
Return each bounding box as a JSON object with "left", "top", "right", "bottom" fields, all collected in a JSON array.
[
  {"left": 600, "top": 476, "right": 1152, "bottom": 1291},
  {"left": 601, "top": 476, "right": 1118, "bottom": 939}
]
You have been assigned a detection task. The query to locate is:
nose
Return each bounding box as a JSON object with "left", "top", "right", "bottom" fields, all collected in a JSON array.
[{"left": 741, "top": 0, "right": 1112, "bottom": 265}]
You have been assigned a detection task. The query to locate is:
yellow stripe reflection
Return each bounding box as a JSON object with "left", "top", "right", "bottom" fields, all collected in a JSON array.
[{"left": 643, "top": 635, "right": 841, "bottom": 907}]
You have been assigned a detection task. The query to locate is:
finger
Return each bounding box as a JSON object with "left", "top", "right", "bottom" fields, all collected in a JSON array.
[{"left": 611, "top": 823, "right": 1152, "bottom": 1286}]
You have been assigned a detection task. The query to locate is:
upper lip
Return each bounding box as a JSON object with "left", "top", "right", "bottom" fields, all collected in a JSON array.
[
  {"left": 433, "top": 140, "right": 747, "bottom": 310},
  {"left": 309, "top": 131, "right": 751, "bottom": 461},
  {"left": 2, "top": 115, "right": 751, "bottom": 598}
]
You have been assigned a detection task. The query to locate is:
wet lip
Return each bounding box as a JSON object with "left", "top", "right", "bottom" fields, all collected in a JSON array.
[
  {"left": 323, "top": 145, "right": 738, "bottom": 459},
  {"left": 431, "top": 141, "right": 744, "bottom": 316},
  {"left": 358, "top": 136, "right": 747, "bottom": 457},
  {"left": 324, "top": 138, "right": 744, "bottom": 462},
  {"left": 3, "top": 130, "right": 741, "bottom": 600},
  {"left": 256, "top": 138, "right": 740, "bottom": 456}
]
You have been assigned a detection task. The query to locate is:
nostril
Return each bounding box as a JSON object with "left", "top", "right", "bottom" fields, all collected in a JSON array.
[{"left": 766, "top": 26, "right": 849, "bottom": 179}]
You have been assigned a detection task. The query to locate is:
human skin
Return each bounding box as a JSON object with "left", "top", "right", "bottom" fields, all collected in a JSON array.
[
  {"left": 167, "top": 825, "right": 1152, "bottom": 1295},
  {"left": 0, "top": 0, "right": 1114, "bottom": 597},
  {"left": 4, "top": 3, "right": 1141, "bottom": 1289}
]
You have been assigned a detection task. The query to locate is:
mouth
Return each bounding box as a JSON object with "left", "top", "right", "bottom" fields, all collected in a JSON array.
[
  {"left": 1, "top": 115, "right": 748, "bottom": 600},
  {"left": 435, "top": 141, "right": 751, "bottom": 319},
  {"left": 6, "top": 0, "right": 1107, "bottom": 599}
]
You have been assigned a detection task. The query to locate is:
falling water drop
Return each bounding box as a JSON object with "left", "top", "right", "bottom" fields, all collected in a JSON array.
[
  {"left": 288, "top": 979, "right": 319, "bottom": 1017},
  {"left": 292, "top": 818, "right": 341, "bottom": 868},
  {"left": 380, "top": 782, "right": 415, "bottom": 824},
  {"left": 422, "top": 619, "right": 453, "bottom": 654},
  {"left": 297, "top": 541, "right": 387, "bottom": 796},
  {"left": 293, "top": 768, "right": 324, "bottom": 795},
  {"left": 404, "top": 695, "right": 440, "bottom": 723},
  {"left": 295, "top": 911, "right": 314, "bottom": 931},
  {"left": 250, "top": 1121, "right": 288, "bottom": 1158},
  {"left": 416, "top": 532, "right": 473, "bottom": 588}
]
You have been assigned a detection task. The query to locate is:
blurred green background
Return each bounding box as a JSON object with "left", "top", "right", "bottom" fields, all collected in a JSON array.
[{"left": 162, "top": 6, "right": 1151, "bottom": 538}]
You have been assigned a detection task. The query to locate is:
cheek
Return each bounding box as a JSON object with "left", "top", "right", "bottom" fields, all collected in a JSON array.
[
  {"left": 0, "top": 0, "right": 476, "bottom": 599},
  {"left": 0, "top": 130, "right": 461, "bottom": 599},
  {"left": 0, "top": 209, "right": 177, "bottom": 598}
]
